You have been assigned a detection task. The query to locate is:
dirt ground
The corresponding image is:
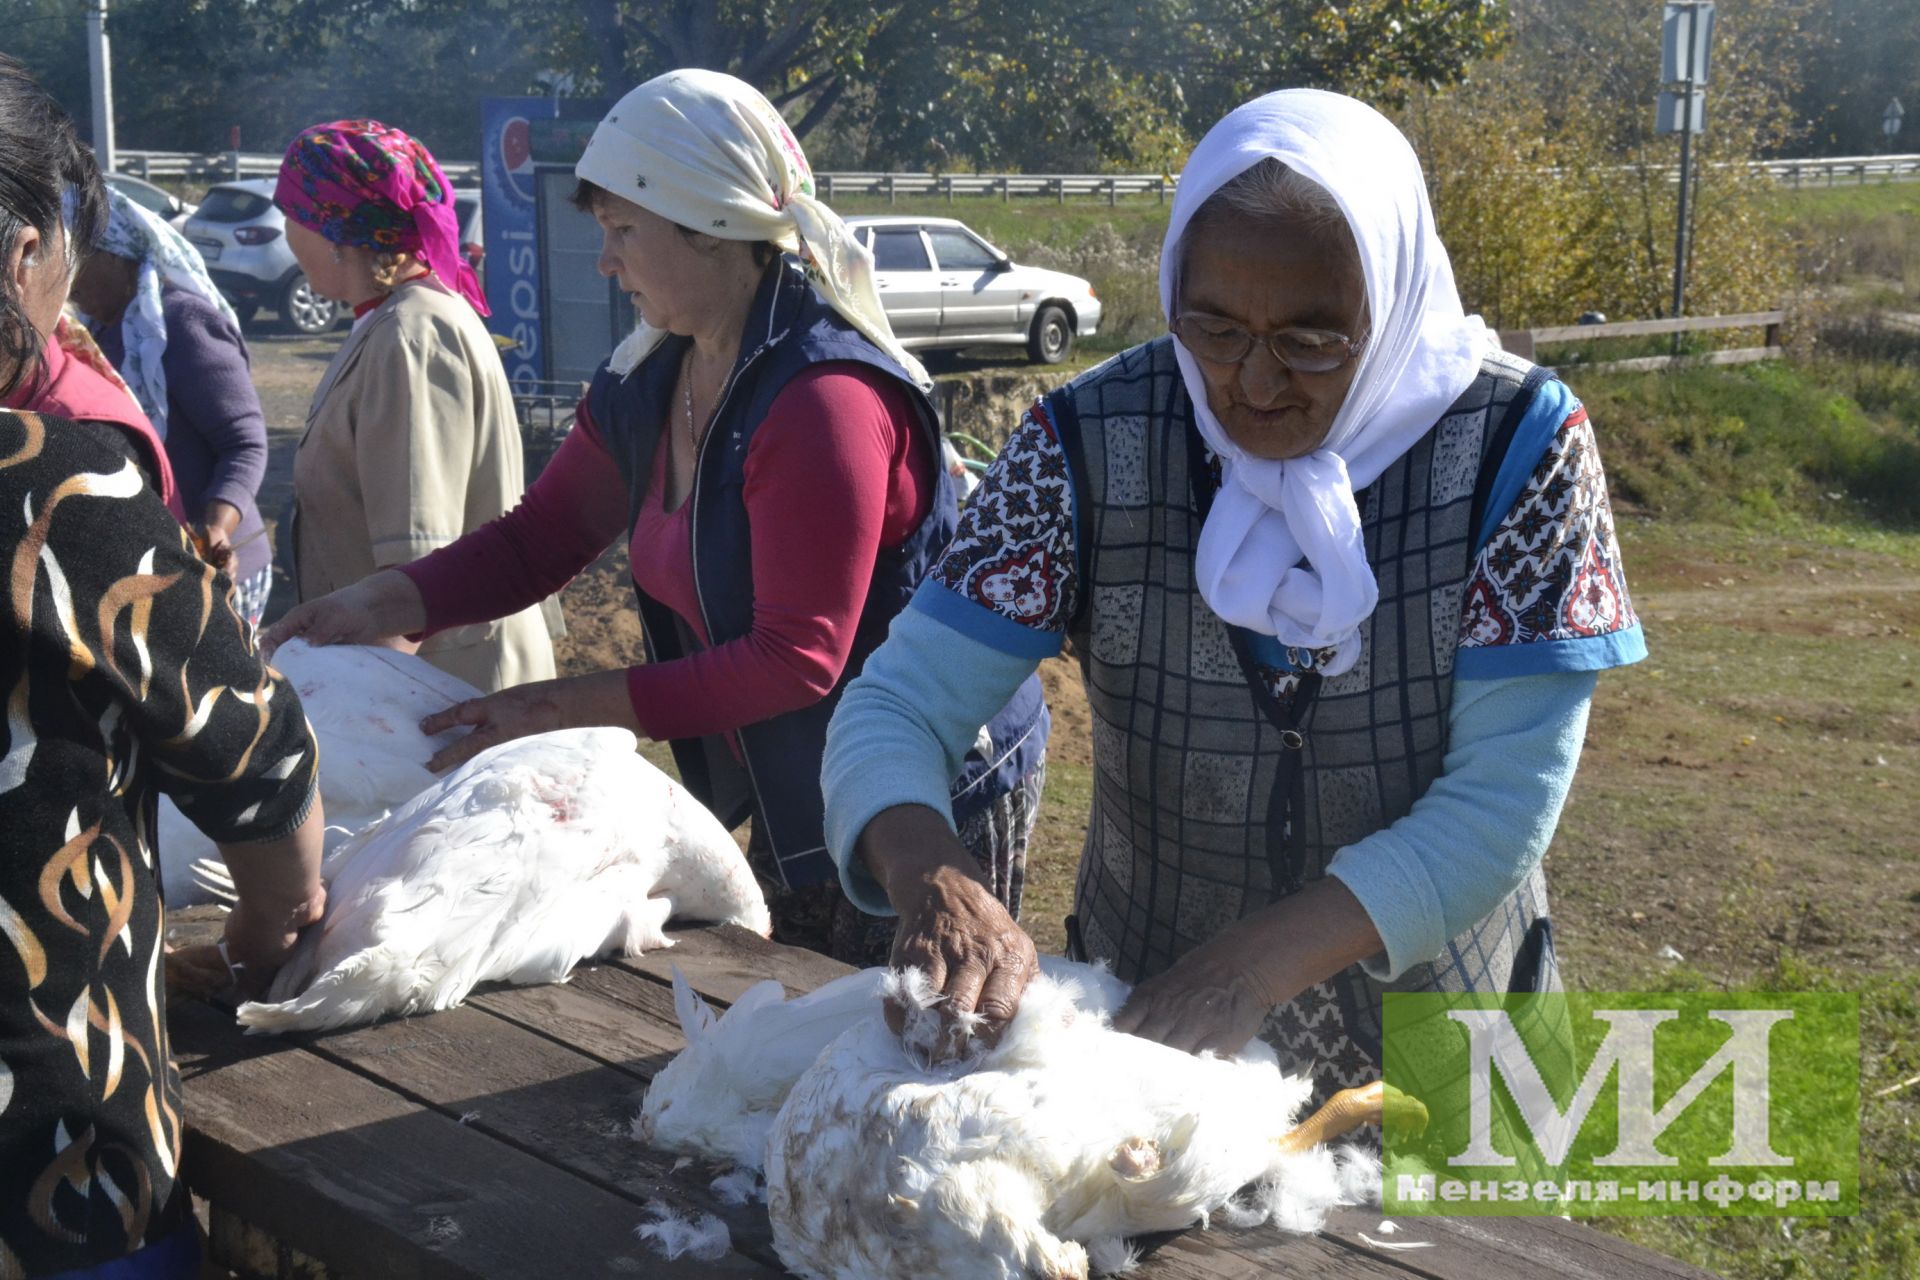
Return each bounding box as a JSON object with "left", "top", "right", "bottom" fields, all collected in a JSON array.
[{"left": 247, "top": 336, "right": 1919, "bottom": 988}]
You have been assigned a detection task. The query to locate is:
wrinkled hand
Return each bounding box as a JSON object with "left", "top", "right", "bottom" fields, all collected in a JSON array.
[
  {"left": 886, "top": 862, "right": 1038, "bottom": 1063},
  {"left": 419, "top": 679, "right": 575, "bottom": 773},
  {"left": 260, "top": 571, "right": 423, "bottom": 659},
  {"left": 1111, "top": 926, "right": 1279, "bottom": 1057}
]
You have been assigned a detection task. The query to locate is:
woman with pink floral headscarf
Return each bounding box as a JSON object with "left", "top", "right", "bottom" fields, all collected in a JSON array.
[{"left": 276, "top": 118, "right": 556, "bottom": 693}]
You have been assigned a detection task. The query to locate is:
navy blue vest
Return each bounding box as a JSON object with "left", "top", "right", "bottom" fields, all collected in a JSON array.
[{"left": 589, "top": 262, "right": 1048, "bottom": 887}]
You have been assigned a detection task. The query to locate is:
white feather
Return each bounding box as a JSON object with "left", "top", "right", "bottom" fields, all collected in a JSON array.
[
  {"left": 157, "top": 641, "right": 486, "bottom": 906},
  {"left": 637, "top": 966, "right": 889, "bottom": 1168},
  {"left": 235, "top": 727, "right": 768, "bottom": 1033},
  {"left": 643, "top": 957, "right": 1369, "bottom": 1280},
  {"left": 633, "top": 1201, "right": 731, "bottom": 1261}
]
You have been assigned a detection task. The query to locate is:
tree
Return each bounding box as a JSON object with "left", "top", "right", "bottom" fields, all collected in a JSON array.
[
  {"left": 15, "top": 0, "right": 1508, "bottom": 171},
  {"left": 1790, "top": 0, "right": 1920, "bottom": 154},
  {"left": 1400, "top": 0, "right": 1816, "bottom": 328},
  {"left": 550, "top": 0, "right": 1508, "bottom": 170}
]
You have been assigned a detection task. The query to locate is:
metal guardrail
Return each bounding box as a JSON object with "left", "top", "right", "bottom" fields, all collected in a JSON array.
[
  {"left": 116, "top": 148, "right": 1920, "bottom": 196},
  {"left": 116, "top": 150, "right": 1178, "bottom": 200},
  {"left": 117, "top": 149, "right": 483, "bottom": 185},
  {"left": 816, "top": 172, "right": 1175, "bottom": 204},
  {"left": 1760, "top": 155, "right": 1920, "bottom": 186},
  {"left": 510, "top": 379, "right": 584, "bottom": 477}
]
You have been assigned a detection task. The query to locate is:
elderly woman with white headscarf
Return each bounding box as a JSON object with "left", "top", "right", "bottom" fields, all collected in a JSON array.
[
  {"left": 267, "top": 70, "right": 1049, "bottom": 965},
  {"left": 823, "top": 89, "right": 1645, "bottom": 1081},
  {"left": 69, "top": 185, "right": 275, "bottom": 624}
]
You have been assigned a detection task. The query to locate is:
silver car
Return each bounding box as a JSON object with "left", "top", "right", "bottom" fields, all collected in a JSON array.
[
  {"left": 184, "top": 178, "right": 340, "bottom": 335},
  {"left": 105, "top": 173, "right": 197, "bottom": 231},
  {"left": 844, "top": 216, "right": 1101, "bottom": 364},
  {"left": 184, "top": 179, "right": 485, "bottom": 336}
]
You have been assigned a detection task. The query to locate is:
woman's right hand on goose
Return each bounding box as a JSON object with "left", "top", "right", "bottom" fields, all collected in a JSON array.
[
  {"left": 860, "top": 804, "right": 1038, "bottom": 1061},
  {"left": 262, "top": 569, "right": 427, "bottom": 658}
]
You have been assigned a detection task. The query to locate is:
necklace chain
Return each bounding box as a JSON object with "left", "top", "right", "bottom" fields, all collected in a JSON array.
[{"left": 681, "top": 346, "right": 716, "bottom": 453}]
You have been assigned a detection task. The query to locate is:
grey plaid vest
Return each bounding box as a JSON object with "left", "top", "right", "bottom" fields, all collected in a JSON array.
[{"left": 1051, "top": 337, "right": 1559, "bottom": 1085}]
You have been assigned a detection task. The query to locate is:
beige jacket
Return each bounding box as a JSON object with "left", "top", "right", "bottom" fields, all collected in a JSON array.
[{"left": 292, "top": 279, "right": 558, "bottom": 693}]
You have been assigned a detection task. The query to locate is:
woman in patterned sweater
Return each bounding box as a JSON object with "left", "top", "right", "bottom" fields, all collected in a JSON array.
[
  {"left": 824, "top": 90, "right": 1645, "bottom": 1087},
  {"left": 0, "top": 57, "right": 327, "bottom": 1277}
]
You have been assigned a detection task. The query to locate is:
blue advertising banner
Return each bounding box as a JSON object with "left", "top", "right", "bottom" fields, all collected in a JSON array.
[{"left": 480, "top": 96, "right": 550, "bottom": 388}]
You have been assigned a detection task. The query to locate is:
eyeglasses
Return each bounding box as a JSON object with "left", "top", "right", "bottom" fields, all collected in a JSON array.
[{"left": 1172, "top": 312, "right": 1365, "bottom": 374}]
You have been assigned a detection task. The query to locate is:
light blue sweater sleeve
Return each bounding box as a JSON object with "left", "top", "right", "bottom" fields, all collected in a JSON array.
[
  {"left": 827, "top": 588, "right": 1598, "bottom": 954},
  {"left": 824, "top": 594, "right": 1045, "bottom": 915},
  {"left": 1327, "top": 667, "right": 1595, "bottom": 981}
]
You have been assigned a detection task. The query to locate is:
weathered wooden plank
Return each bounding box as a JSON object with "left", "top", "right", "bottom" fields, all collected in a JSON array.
[
  {"left": 164, "top": 902, "right": 227, "bottom": 948},
  {"left": 1530, "top": 311, "right": 1784, "bottom": 342},
  {"left": 615, "top": 924, "right": 856, "bottom": 1005},
  {"left": 467, "top": 970, "right": 687, "bottom": 1071},
  {"left": 1316, "top": 1206, "right": 1722, "bottom": 1280},
  {"left": 1141, "top": 1224, "right": 1428, "bottom": 1278},
  {"left": 169, "top": 999, "right": 766, "bottom": 1278},
  {"left": 1571, "top": 346, "right": 1781, "bottom": 374},
  {"left": 292, "top": 1000, "right": 786, "bottom": 1268}
]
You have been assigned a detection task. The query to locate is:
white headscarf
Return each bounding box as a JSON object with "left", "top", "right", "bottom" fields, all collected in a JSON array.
[
  {"left": 1162, "top": 89, "right": 1491, "bottom": 677},
  {"left": 79, "top": 186, "right": 239, "bottom": 438},
  {"left": 577, "top": 69, "right": 930, "bottom": 389}
]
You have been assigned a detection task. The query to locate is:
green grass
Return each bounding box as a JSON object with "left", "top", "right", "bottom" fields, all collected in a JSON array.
[
  {"left": 1770, "top": 181, "right": 1920, "bottom": 225},
  {"left": 1021, "top": 754, "right": 1090, "bottom": 954},
  {"left": 1593, "top": 958, "right": 1919, "bottom": 1280},
  {"left": 1572, "top": 355, "right": 1920, "bottom": 529},
  {"left": 1769, "top": 180, "right": 1920, "bottom": 297}
]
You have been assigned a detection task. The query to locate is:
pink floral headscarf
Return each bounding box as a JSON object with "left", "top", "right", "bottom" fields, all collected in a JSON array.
[{"left": 274, "top": 119, "right": 487, "bottom": 316}]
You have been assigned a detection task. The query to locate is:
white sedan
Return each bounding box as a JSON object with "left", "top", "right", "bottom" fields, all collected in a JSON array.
[{"left": 845, "top": 215, "right": 1101, "bottom": 364}]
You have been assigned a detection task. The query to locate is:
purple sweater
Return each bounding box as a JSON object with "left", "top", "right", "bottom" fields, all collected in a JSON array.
[{"left": 96, "top": 285, "right": 271, "bottom": 583}]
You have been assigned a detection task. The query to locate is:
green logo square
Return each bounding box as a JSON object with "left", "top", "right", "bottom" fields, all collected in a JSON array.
[{"left": 1381, "top": 992, "right": 1859, "bottom": 1216}]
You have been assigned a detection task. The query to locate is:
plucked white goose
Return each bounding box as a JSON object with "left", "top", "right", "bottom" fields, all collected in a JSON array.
[
  {"left": 233, "top": 725, "right": 769, "bottom": 1033},
  {"left": 642, "top": 961, "right": 1404, "bottom": 1280},
  {"left": 157, "top": 640, "right": 486, "bottom": 905}
]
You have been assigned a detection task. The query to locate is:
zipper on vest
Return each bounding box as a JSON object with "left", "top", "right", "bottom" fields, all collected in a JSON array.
[{"left": 688, "top": 322, "right": 782, "bottom": 866}]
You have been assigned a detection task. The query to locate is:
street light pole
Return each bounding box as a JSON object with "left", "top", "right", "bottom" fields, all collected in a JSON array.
[{"left": 86, "top": 0, "right": 116, "bottom": 173}]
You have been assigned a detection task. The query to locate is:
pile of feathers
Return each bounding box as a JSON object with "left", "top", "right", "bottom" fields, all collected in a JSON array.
[{"left": 638, "top": 959, "right": 1382, "bottom": 1280}]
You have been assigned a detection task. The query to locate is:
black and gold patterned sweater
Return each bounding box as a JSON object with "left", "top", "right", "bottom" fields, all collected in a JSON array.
[{"left": 0, "top": 409, "right": 317, "bottom": 1275}]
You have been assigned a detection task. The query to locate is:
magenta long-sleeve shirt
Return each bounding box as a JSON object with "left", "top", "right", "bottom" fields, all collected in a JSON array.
[{"left": 399, "top": 362, "right": 932, "bottom": 741}]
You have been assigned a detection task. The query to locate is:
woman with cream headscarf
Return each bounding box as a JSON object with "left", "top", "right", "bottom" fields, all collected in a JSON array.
[
  {"left": 268, "top": 71, "right": 1048, "bottom": 965},
  {"left": 822, "top": 89, "right": 1645, "bottom": 1082},
  {"left": 70, "top": 185, "right": 276, "bottom": 625}
]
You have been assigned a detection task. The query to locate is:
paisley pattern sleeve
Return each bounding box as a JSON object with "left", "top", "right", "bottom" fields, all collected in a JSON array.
[
  {"left": 928, "top": 402, "right": 1080, "bottom": 635},
  {"left": 1456, "top": 404, "right": 1645, "bottom": 677},
  {"left": 0, "top": 410, "right": 317, "bottom": 1272}
]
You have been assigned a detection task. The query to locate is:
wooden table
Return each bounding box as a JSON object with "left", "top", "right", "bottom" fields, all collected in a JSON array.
[{"left": 166, "top": 917, "right": 1721, "bottom": 1279}]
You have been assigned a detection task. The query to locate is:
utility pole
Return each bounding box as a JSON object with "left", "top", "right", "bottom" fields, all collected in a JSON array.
[{"left": 87, "top": 0, "right": 117, "bottom": 173}]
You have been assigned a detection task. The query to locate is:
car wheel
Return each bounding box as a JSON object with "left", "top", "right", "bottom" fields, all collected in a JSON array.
[
  {"left": 279, "top": 273, "right": 339, "bottom": 335},
  {"left": 1027, "top": 304, "right": 1073, "bottom": 364},
  {"left": 229, "top": 301, "right": 259, "bottom": 329}
]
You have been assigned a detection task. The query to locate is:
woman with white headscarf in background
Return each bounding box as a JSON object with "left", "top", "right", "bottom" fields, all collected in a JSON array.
[
  {"left": 70, "top": 186, "right": 276, "bottom": 625},
  {"left": 268, "top": 70, "right": 1049, "bottom": 965},
  {"left": 823, "top": 89, "right": 1646, "bottom": 1085}
]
